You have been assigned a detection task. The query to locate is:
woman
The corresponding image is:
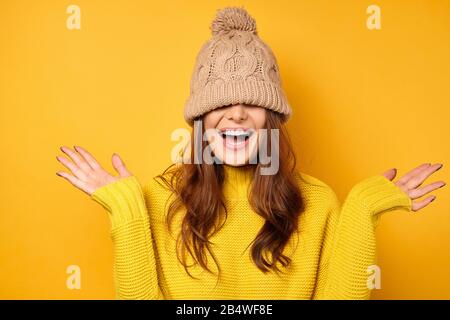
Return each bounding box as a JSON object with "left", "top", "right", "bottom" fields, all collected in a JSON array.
[{"left": 56, "top": 7, "right": 445, "bottom": 299}]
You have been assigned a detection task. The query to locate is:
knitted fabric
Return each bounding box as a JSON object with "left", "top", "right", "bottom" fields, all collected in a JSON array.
[
  {"left": 90, "top": 165, "right": 412, "bottom": 299},
  {"left": 183, "top": 6, "right": 293, "bottom": 126}
]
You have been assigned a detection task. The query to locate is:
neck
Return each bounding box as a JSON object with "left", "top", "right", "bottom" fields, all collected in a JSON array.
[{"left": 222, "top": 164, "right": 255, "bottom": 199}]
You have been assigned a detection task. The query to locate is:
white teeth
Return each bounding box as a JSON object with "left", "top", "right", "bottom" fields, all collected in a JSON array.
[{"left": 221, "top": 129, "right": 252, "bottom": 137}]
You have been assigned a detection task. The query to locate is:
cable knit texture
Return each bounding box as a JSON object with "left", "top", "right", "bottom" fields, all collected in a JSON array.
[
  {"left": 183, "top": 6, "right": 292, "bottom": 126},
  {"left": 90, "top": 166, "right": 412, "bottom": 300}
]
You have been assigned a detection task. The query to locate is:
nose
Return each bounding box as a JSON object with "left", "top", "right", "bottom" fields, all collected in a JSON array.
[{"left": 224, "top": 104, "right": 248, "bottom": 122}]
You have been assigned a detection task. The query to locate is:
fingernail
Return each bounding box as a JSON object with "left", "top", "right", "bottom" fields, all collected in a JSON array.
[
  {"left": 439, "top": 183, "right": 446, "bottom": 188},
  {"left": 56, "top": 172, "right": 61, "bottom": 176},
  {"left": 74, "top": 145, "right": 78, "bottom": 150},
  {"left": 437, "top": 164, "right": 443, "bottom": 171},
  {"left": 431, "top": 197, "right": 436, "bottom": 202}
]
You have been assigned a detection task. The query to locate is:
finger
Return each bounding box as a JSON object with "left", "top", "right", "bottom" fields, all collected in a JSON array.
[
  {"left": 409, "top": 180, "right": 446, "bottom": 200},
  {"left": 111, "top": 153, "right": 132, "bottom": 178},
  {"left": 406, "top": 163, "right": 443, "bottom": 190},
  {"left": 411, "top": 195, "right": 436, "bottom": 212},
  {"left": 397, "top": 163, "right": 431, "bottom": 185},
  {"left": 382, "top": 168, "right": 397, "bottom": 181},
  {"left": 56, "top": 171, "right": 95, "bottom": 195},
  {"left": 60, "top": 146, "right": 94, "bottom": 175},
  {"left": 73, "top": 145, "right": 102, "bottom": 170},
  {"left": 56, "top": 155, "right": 88, "bottom": 181}
]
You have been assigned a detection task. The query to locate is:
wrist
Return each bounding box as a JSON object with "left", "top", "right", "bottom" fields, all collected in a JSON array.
[
  {"left": 90, "top": 175, "right": 148, "bottom": 227},
  {"left": 348, "top": 175, "right": 412, "bottom": 216}
]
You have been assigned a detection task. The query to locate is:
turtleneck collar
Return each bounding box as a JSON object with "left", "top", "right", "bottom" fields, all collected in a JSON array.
[{"left": 222, "top": 164, "right": 255, "bottom": 199}]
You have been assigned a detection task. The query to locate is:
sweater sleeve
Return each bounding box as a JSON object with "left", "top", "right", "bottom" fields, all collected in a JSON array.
[
  {"left": 312, "top": 175, "right": 412, "bottom": 300},
  {"left": 90, "top": 175, "right": 163, "bottom": 300}
]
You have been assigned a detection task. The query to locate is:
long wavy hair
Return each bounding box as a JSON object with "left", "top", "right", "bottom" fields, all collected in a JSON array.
[{"left": 155, "top": 109, "right": 306, "bottom": 281}]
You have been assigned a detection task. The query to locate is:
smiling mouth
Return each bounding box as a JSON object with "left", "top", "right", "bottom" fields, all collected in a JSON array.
[{"left": 218, "top": 128, "right": 255, "bottom": 150}]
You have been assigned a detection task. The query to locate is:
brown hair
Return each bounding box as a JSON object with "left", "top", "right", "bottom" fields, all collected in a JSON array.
[{"left": 155, "top": 110, "right": 305, "bottom": 282}]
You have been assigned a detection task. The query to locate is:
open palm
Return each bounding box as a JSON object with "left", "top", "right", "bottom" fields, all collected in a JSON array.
[
  {"left": 56, "top": 145, "right": 132, "bottom": 196},
  {"left": 382, "top": 163, "right": 445, "bottom": 212}
]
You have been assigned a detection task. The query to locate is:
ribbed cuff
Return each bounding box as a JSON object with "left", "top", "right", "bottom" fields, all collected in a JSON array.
[
  {"left": 347, "top": 175, "right": 412, "bottom": 216},
  {"left": 184, "top": 79, "right": 292, "bottom": 126},
  {"left": 90, "top": 176, "right": 148, "bottom": 228}
]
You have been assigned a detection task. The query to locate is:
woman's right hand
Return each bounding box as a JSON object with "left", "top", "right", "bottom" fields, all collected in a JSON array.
[{"left": 56, "top": 145, "right": 133, "bottom": 196}]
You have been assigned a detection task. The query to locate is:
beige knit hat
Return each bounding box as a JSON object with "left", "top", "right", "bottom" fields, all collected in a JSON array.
[{"left": 183, "top": 6, "right": 292, "bottom": 126}]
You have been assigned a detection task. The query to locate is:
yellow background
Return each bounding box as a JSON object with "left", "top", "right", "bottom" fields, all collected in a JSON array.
[{"left": 0, "top": 0, "right": 449, "bottom": 299}]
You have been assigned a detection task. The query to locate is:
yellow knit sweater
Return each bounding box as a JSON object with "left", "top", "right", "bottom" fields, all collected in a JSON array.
[{"left": 90, "top": 165, "right": 412, "bottom": 300}]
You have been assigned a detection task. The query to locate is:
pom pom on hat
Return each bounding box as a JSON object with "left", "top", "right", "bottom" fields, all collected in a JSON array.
[{"left": 210, "top": 6, "right": 257, "bottom": 36}]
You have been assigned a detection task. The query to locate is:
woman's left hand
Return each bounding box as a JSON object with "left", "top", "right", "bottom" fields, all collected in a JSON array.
[{"left": 382, "top": 163, "right": 446, "bottom": 212}]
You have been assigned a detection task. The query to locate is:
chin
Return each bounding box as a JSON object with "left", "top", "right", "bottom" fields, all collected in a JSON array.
[
  {"left": 222, "top": 160, "right": 249, "bottom": 167},
  {"left": 217, "top": 150, "right": 252, "bottom": 166}
]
